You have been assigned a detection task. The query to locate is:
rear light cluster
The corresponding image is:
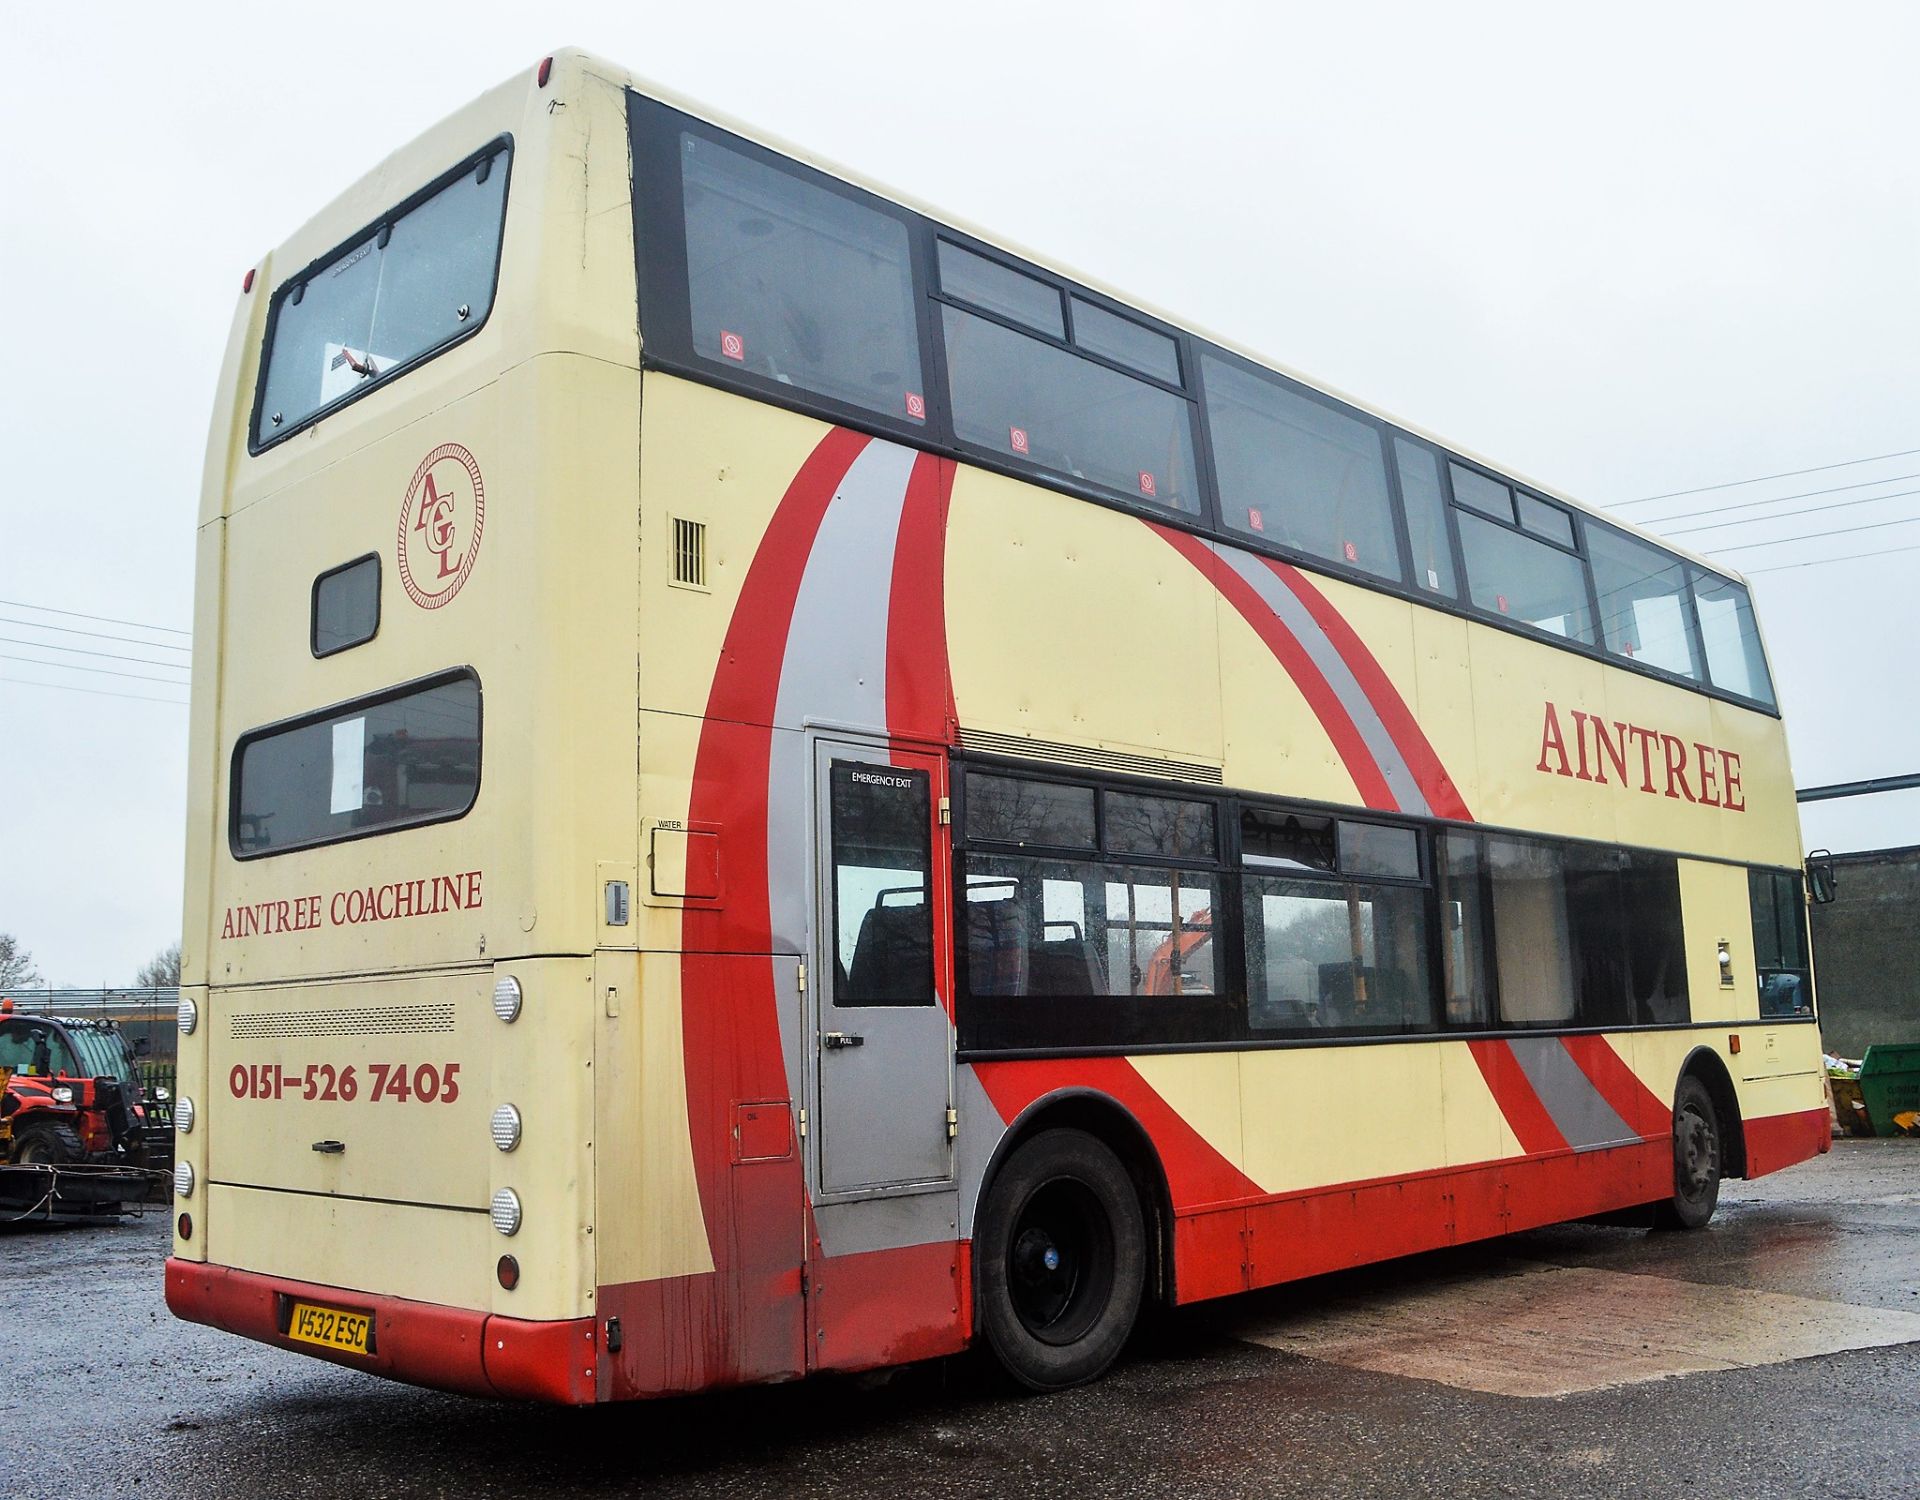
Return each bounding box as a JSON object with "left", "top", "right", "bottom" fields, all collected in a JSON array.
[
  {"left": 493, "top": 974, "right": 525, "bottom": 1282},
  {"left": 175, "top": 1096, "right": 195, "bottom": 1134},
  {"left": 177, "top": 995, "right": 198, "bottom": 1035},
  {"left": 174, "top": 1162, "right": 195, "bottom": 1198}
]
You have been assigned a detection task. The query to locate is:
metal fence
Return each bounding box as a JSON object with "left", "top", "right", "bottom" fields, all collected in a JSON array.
[{"left": 3, "top": 986, "right": 180, "bottom": 1063}]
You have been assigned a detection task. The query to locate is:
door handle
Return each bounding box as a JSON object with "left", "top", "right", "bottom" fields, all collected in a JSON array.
[
  {"left": 311, "top": 1140, "right": 346, "bottom": 1154},
  {"left": 822, "top": 1032, "right": 865, "bottom": 1050}
]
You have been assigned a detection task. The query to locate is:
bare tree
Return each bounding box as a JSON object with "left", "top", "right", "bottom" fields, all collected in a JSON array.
[
  {"left": 136, "top": 942, "right": 182, "bottom": 988},
  {"left": 0, "top": 932, "right": 42, "bottom": 990}
]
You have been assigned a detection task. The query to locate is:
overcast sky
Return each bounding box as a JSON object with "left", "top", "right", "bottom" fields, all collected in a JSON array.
[{"left": 3, "top": 2, "right": 1916, "bottom": 985}]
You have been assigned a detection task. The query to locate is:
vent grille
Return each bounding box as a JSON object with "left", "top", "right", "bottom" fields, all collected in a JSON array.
[
  {"left": 672, "top": 517, "right": 707, "bottom": 587},
  {"left": 229, "top": 1003, "right": 456, "bottom": 1040},
  {"left": 957, "top": 728, "right": 1224, "bottom": 785}
]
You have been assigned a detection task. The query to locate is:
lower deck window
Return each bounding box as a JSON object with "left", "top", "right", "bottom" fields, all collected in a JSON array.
[
  {"left": 1750, "top": 868, "right": 1813, "bottom": 1018},
  {"left": 232, "top": 672, "right": 480, "bottom": 858}
]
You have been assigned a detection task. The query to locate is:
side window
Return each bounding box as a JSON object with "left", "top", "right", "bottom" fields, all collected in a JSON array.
[
  {"left": 941, "top": 305, "right": 1199, "bottom": 513},
  {"left": 1240, "top": 807, "right": 1434, "bottom": 1037},
  {"left": 1692, "top": 572, "right": 1777, "bottom": 707},
  {"left": 830, "top": 761, "right": 934, "bottom": 1006},
  {"left": 1393, "top": 438, "right": 1458, "bottom": 598},
  {"left": 1750, "top": 869, "right": 1812, "bottom": 1017},
  {"left": 1472, "top": 834, "right": 1687, "bottom": 1029},
  {"left": 1436, "top": 832, "right": 1494, "bottom": 1026},
  {"left": 1486, "top": 836, "right": 1577, "bottom": 1025},
  {"left": 1588, "top": 527, "right": 1700, "bottom": 679},
  {"left": 960, "top": 775, "right": 1228, "bottom": 1048},
  {"left": 681, "top": 132, "right": 925, "bottom": 424},
  {"left": 1206, "top": 353, "right": 1404, "bottom": 583}
]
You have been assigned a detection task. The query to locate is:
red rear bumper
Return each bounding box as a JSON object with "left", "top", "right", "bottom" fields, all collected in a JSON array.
[{"left": 165, "top": 1258, "right": 600, "bottom": 1404}]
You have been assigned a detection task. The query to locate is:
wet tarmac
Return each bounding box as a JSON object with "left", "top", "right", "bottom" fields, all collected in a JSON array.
[{"left": 7, "top": 1138, "right": 1916, "bottom": 1499}]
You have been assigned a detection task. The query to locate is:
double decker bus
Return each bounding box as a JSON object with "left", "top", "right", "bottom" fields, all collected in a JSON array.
[{"left": 167, "top": 50, "right": 1832, "bottom": 1401}]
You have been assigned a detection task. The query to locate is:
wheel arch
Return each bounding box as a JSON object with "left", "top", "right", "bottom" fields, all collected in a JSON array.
[
  {"left": 974, "top": 1087, "right": 1176, "bottom": 1309},
  {"left": 1675, "top": 1045, "right": 1748, "bottom": 1179}
]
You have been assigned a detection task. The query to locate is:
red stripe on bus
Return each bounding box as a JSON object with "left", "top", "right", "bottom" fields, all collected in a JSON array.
[
  {"left": 1150, "top": 524, "right": 1399, "bottom": 811},
  {"left": 1467, "top": 1038, "right": 1570, "bottom": 1155},
  {"left": 885, "top": 452, "right": 958, "bottom": 744},
  {"left": 681, "top": 427, "right": 871, "bottom": 1292},
  {"left": 1264, "top": 559, "right": 1475, "bottom": 822},
  {"left": 973, "top": 1056, "right": 1264, "bottom": 1210},
  {"left": 1558, "top": 1034, "right": 1674, "bottom": 1138}
]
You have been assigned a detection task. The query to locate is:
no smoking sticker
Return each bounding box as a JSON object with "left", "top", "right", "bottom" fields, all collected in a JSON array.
[
  {"left": 1009, "top": 426, "right": 1030, "bottom": 454},
  {"left": 1247, "top": 508, "right": 1265, "bottom": 533},
  {"left": 905, "top": 392, "right": 926, "bottom": 420},
  {"left": 719, "top": 330, "right": 745, "bottom": 361},
  {"left": 1138, "top": 472, "right": 1157, "bottom": 497}
]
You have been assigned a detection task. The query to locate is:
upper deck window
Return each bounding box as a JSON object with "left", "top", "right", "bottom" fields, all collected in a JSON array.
[
  {"left": 943, "top": 306, "right": 1200, "bottom": 513},
  {"left": 1692, "top": 572, "right": 1776, "bottom": 707},
  {"left": 1205, "top": 354, "right": 1403, "bottom": 583},
  {"left": 254, "top": 143, "right": 510, "bottom": 449},
  {"left": 1588, "top": 526, "right": 1700, "bottom": 679},
  {"left": 681, "top": 133, "right": 924, "bottom": 423}
]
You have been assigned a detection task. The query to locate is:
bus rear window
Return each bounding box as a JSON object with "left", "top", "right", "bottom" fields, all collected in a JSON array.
[
  {"left": 232, "top": 672, "right": 480, "bottom": 858},
  {"left": 253, "top": 142, "right": 510, "bottom": 448}
]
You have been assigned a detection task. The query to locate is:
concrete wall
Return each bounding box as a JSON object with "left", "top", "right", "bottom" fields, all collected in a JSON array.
[{"left": 1810, "top": 845, "right": 1920, "bottom": 1058}]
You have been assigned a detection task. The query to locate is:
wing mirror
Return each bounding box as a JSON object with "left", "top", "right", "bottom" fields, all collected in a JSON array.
[{"left": 1805, "top": 849, "right": 1837, "bottom": 905}]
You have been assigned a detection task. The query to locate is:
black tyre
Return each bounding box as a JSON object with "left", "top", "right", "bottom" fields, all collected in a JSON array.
[
  {"left": 1652, "top": 1076, "right": 1722, "bottom": 1231},
  {"left": 12, "top": 1118, "right": 85, "bottom": 1166},
  {"left": 976, "top": 1128, "right": 1146, "bottom": 1391}
]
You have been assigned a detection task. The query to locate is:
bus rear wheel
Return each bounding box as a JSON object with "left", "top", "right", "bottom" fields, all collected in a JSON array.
[
  {"left": 977, "top": 1128, "right": 1146, "bottom": 1391},
  {"left": 1652, "top": 1076, "right": 1722, "bottom": 1231}
]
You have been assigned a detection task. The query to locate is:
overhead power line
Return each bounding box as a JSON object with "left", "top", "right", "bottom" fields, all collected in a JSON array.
[
  {"left": 1616, "top": 444, "right": 1920, "bottom": 507},
  {"left": 0, "top": 597, "right": 190, "bottom": 637},
  {"left": 1705, "top": 513, "right": 1920, "bottom": 556},
  {"left": 0, "top": 634, "right": 190, "bottom": 671},
  {"left": 0, "top": 614, "right": 193, "bottom": 652},
  {"left": 1745, "top": 540, "right": 1920, "bottom": 575},
  {"left": 1663, "top": 485, "right": 1920, "bottom": 537},
  {"left": 0, "top": 652, "right": 192, "bottom": 686},
  {"left": 1629, "top": 470, "right": 1920, "bottom": 526},
  {"left": 0, "top": 675, "right": 188, "bottom": 707}
]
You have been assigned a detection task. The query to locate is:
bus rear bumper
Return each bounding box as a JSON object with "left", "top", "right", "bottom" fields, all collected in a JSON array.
[{"left": 165, "top": 1258, "right": 599, "bottom": 1403}]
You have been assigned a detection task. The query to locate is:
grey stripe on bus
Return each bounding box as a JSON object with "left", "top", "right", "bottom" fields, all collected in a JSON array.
[
  {"left": 766, "top": 439, "right": 920, "bottom": 1145},
  {"left": 1211, "top": 543, "right": 1432, "bottom": 819},
  {"left": 1505, "top": 1036, "right": 1639, "bottom": 1152}
]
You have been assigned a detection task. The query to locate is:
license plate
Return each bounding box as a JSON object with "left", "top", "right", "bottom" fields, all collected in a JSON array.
[{"left": 287, "top": 1300, "right": 372, "bottom": 1355}]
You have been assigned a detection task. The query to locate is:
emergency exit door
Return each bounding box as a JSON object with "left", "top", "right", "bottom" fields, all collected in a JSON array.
[{"left": 812, "top": 739, "right": 955, "bottom": 1195}]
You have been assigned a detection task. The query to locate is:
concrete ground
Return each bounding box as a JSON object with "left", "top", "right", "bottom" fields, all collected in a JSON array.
[{"left": 7, "top": 1138, "right": 1916, "bottom": 1500}]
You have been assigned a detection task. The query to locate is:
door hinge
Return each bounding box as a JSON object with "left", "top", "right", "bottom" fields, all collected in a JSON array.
[
  {"left": 797, "top": 1107, "right": 808, "bottom": 1139},
  {"left": 796, "top": 959, "right": 807, "bottom": 993},
  {"left": 938, "top": 795, "right": 952, "bottom": 825},
  {"left": 946, "top": 1105, "right": 958, "bottom": 1141}
]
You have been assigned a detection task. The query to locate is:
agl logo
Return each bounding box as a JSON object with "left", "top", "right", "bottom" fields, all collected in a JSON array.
[{"left": 397, "top": 442, "right": 486, "bottom": 609}]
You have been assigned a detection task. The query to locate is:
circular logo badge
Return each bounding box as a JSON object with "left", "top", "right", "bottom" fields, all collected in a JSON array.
[{"left": 397, "top": 443, "right": 485, "bottom": 609}]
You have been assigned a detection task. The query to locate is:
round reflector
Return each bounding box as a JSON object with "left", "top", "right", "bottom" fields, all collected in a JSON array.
[
  {"left": 490, "top": 1187, "right": 522, "bottom": 1236},
  {"left": 175, "top": 1096, "right": 195, "bottom": 1134},
  {"left": 497, "top": 1254, "right": 520, "bottom": 1290},
  {"left": 492, "top": 976, "right": 522, "bottom": 1023},
  {"left": 174, "top": 1162, "right": 195, "bottom": 1199}
]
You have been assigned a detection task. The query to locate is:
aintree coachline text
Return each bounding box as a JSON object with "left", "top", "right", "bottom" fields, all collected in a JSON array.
[
  {"left": 1536, "top": 702, "right": 1744, "bottom": 810},
  {"left": 219, "top": 870, "right": 483, "bottom": 939}
]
